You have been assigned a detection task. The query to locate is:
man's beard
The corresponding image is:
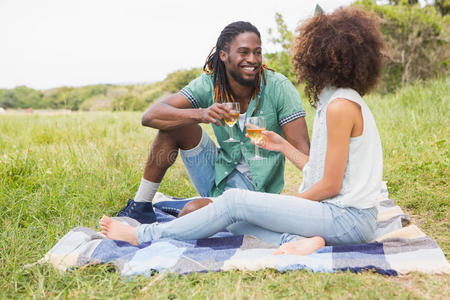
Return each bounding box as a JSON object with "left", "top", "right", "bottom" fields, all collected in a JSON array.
[{"left": 229, "top": 69, "right": 259, "bottom": 87}]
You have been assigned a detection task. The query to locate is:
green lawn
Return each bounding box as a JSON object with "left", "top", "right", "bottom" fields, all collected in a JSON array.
[{"left": 1, "top": 77, "right": 449, "bottom": 299}]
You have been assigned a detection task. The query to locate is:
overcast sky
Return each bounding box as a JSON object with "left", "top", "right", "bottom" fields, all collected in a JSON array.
[{"left": 0, "top": 0, "right": 352, "bottom": 90}]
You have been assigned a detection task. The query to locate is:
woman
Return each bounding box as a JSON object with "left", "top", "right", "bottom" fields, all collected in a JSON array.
[{"left": 100, "top": 7, "right": 385, "bottom": 256}]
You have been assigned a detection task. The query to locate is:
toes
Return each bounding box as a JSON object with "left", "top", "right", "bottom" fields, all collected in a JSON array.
[
  {"left": 102, "top": 229, "right": 112, "bottom": 239},
  {"left": 99, "top": 216, "right": 112, "bottom": 229},
  {"left": 100, "top": 215, "right": 111, "bottom": 224}
]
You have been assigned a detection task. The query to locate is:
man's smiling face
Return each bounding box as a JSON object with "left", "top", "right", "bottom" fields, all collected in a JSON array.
[{"left": 220, "top": 32, "right": 262, "bottom": 87}]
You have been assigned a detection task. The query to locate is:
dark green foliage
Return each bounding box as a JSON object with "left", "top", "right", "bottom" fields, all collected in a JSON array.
[
  {"left": 356, "top": 0, "right": 450, "bottom": 92},
  {"left": 434, "top": 0, "right": 450, "bottom": 15},
  {"left": 0, "top": 86, "right": 43, "bottom": 109},
  {"left": 386, "top": 0, "right": 449, "bottom": 15},
  {"left": 265, "top": 2, "right": 449, "bottom": 93}
]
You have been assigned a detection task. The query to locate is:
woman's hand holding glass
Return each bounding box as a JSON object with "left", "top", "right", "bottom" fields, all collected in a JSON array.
[
  {"left": 246, "top": 116, "right": 266, "bottom": 160},
  {"left": 251, "top": 130, "right": 286, "bottom": 153}
]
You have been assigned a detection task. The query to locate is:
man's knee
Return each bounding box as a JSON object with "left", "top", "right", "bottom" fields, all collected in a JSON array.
[
  {"left": 159, "top": 125, "right": 202, "bottom": 151},
  {"left": 178, "top": 198, "right": 213, "bottom": 217}
]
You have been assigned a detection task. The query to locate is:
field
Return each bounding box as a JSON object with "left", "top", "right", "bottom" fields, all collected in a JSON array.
[{"left": 0, "top": 77, "right": 449, "bottom": 299}]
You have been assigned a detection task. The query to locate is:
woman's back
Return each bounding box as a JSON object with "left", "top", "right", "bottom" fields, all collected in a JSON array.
[{"left": 299, "top": 87, "right": 383, "bottom": 209}]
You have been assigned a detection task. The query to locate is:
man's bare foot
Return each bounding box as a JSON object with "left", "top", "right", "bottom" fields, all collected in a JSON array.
[
  {"left": 99, "top": 216, "right": 139, "bottom": 245},
  {"left": 273, "top": 236, "right": 325, "bottom": 256}
]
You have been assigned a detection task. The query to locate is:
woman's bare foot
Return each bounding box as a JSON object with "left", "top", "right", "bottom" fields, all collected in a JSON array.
[
  {"left": 273, "top": 236, "right": 325, "bottom": 256},
  {"left": 99, "top": 216, "right": 139, "bottom": 245}
]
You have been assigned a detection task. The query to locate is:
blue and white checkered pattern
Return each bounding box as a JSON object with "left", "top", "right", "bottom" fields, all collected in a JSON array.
[
  {"left": 39, "top": 186, "right": 449, "bottom": 277},
  {"left": 279, "top": 111, "right": 306, "bottom": 127},
  {"left": 180, "top": 88, "right": 200, "bottom": 109}
]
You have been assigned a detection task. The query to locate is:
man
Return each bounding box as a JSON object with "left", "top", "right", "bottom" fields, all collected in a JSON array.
[{"left": 117, "top": 21, "right": 310, "bottom": 224}]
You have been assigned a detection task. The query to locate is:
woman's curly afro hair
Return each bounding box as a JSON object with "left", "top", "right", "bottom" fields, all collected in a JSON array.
[{"left": 292, "top": 7, "right": 385, "bottom": 107}]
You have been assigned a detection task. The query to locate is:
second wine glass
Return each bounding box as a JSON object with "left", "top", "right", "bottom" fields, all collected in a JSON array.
[{"left": 246, "top": 116, "right": 266, "bottom": 160}]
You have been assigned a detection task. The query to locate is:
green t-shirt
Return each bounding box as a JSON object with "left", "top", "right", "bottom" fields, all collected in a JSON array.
[{"left": 179, "top": 70, "right": 305, "bottom": 196}]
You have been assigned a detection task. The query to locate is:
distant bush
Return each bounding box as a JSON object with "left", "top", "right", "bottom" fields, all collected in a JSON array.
[
  {"left": 112, "top": 94, "right": 147, "bottom": 111},
  {"left": 142, "top": 88, "right": 165, "bottom": 104},
  {"left": 162, "top": 68, "right": 203, "bottom": 93},
  {"left": 79, "top": 95, "right": 113, "bottom": 111},
  {"left": 106, "top": 87, "right": 129, "bottom": 99},
  {"left": 41, "top": 85, "right": 108, "bottom": 110},
  {"left": 0, "top": 86, "right": 43, "bottom": 109},
  {"left": 355, "top": 0, "right": 450, "bottom": 92}
]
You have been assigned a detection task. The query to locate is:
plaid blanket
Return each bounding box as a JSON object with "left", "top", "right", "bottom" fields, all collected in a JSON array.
[{"left": 36, "top": 184, "right": 449, "bottom": 276}]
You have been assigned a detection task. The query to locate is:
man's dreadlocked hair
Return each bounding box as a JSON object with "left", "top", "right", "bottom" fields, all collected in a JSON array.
[{"left": 203, "top": 21, "right": 271, "bottom": 108}]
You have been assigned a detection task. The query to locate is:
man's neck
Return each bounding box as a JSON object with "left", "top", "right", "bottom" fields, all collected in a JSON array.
[{"left": 227, "top": 75, "right": 256, "bottom": 112}]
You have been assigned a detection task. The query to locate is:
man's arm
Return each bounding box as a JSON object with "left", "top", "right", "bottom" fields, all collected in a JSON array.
[
  {"left": 141, "top": 94, "right": 232, "bottom": 131},
  {"left": 281, "top": 117, "right": 310, "bottom": 156}
]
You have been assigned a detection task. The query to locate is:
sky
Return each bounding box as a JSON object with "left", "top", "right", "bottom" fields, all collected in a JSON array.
[{"left": 0, "top": 0, "right": 352, "bottom": 90}]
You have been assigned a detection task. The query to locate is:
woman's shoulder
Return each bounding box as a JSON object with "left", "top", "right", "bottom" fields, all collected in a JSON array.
[
  {"left": 326, "top": 99, "right": 361, "bottom": 129},
  {"left": 327, "top": 97, "right": 361, "bottom": 113},
  {"left": 330, "top": 88, "right": 363, "bottom": 103}
]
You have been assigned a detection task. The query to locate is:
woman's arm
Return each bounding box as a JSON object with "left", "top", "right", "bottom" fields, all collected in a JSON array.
[
  {"left": 253, "top": 130, "right": 310, "bottom": 171},
  {"left": 298, "top": 98, "right": 361, "bottom": 201},
  {"left": 281, "top": 117, "right": 310, "bottom": 156}
]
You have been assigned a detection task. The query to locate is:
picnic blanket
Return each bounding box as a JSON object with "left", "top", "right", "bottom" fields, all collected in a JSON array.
[{"left": 36, "top": 183, "right": 449, "bottom": 277}]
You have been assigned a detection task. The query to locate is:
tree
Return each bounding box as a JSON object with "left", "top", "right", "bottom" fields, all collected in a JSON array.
[
  {"left": 383, "top": 0, "right": 449, "bottom": 15},
  {"left": 264, "top": 13, "right": 296, "bottom": 85},
  {"left": 434, "top": 0, "right": 450, "bottom": 15},
  {"left": 0, "top": 86, "right": 43, "bottom": 108},
  {"left": 356, "top": 0, "right": 450, "bottom": 91}
]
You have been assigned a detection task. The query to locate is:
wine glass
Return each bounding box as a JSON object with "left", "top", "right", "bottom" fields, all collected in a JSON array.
[
  {"left": 246, "top": 116, "right": 266, "bottom": 160},
  {"left": 223, "top": 102, "right": 240, "bottom": 143}
]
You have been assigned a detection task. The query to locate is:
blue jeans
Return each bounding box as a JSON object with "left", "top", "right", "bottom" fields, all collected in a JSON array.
[
  {"left": 138, "top": 188, "right": 378, "bottom": 246},
  {"left": 180, "top": 129, "right": 255, "bottom": 196},
  {"left": 164, "top": 129, "right": 257, "bottom": 235}
]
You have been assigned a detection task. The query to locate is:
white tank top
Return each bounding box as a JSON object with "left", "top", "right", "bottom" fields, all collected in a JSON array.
[{"left": 299, "top": 87, "right": 383, "bottom": 209}]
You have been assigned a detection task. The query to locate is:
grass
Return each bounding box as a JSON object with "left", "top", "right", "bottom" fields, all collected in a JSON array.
[{"left": 1, "top": 77, "right": 449, "bottom": 299}]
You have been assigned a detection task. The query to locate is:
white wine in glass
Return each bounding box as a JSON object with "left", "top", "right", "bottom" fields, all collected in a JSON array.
[
  {"left": 224, "top": 111, "right": 240, "bottom": 127},
  {"left": 246, "top": 116, "right": 266, "bottom": 160},
  {"left": 223, "top": 102, "right": 240, "bottom": 143}
]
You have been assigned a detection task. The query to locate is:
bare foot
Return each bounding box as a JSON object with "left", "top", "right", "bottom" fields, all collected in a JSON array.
[
  {"left": 99, "top": 216, "right": 139, "bottom": 245},
  {"left": 273, "top": 236, "right": 325, "bottom": 256}
]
